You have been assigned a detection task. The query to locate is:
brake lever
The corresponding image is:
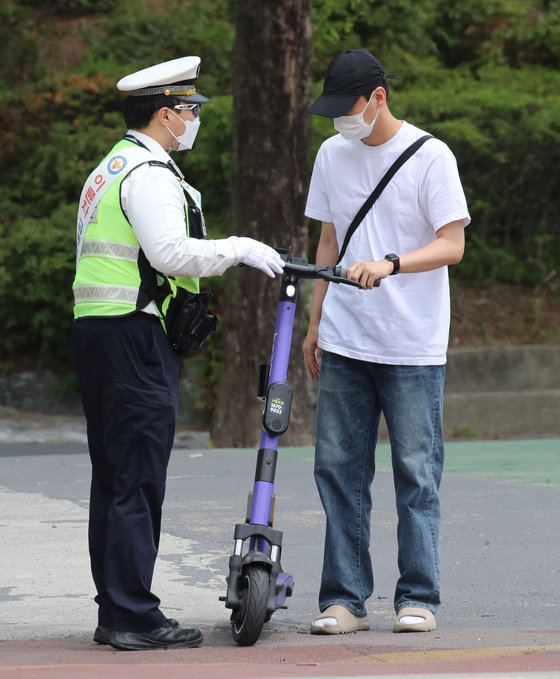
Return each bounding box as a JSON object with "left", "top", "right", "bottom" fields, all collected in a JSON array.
[{"left": 280, "top": 255, "right": 380, "bottom": 289}]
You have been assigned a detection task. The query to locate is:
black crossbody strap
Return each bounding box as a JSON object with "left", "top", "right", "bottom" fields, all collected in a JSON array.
[{"left": 336, "top": 134, "right": 433, "bottom": 265}]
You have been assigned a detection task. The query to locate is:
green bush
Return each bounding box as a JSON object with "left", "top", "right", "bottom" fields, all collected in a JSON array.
[
  {"left": 21, "top": 0, "right": 119, "bottom": 15},
  {"left": 2, "top": 0, "right": 560, "bottom": 373},
  {"left": 0, "top": 1, "right": 42, "bottom": 87},
  {"left": 78, "top": 0, "right": 235, "bottom": 94},
  {"left": 0, "top": 204, "right": 75, "bottom": 364}
]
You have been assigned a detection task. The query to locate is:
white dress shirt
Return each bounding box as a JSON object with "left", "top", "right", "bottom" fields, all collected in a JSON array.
[{"left": 121, "top": 130, "right": 239, "bottom": 280}]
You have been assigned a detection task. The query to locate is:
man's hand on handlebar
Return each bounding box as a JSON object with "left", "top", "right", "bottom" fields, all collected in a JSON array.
[{"left": 346, "top": 259, "right": 392, "bottom": 289}]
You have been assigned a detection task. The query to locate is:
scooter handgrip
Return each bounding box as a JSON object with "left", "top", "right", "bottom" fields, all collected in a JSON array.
[
  {"left": 334, "top": 265, "right": 348, "bottom": 278},
  {"left": 334, "top": 266, "right": 381, "bottom": 287}
]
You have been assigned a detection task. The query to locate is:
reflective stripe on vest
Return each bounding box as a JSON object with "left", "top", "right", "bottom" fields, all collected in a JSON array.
[
  {"left": 80, "top": 239, "right": 140, "bottom": 262},
  {"left": 73, "top": 284, "right": 140, "bottom": 305}
]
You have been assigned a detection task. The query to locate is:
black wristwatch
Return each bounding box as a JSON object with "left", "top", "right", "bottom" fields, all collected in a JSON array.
[{"left": 384, "top": 253, "right": 400, "bottom": 275}]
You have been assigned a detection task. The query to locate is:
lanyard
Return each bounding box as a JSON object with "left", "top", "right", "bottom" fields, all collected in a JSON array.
[
  {"left": 167, "top": 158, "right": 202, "bottom": 210},
  {"left": 124, "top": 134, "right": 203, "bottom": 209}
]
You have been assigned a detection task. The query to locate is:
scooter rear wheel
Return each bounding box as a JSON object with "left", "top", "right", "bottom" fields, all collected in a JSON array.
[{"left": 231, "top": 564, "right": 270, "bottom": 646}]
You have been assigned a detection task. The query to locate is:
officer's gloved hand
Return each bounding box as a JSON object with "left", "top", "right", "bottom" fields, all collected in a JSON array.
[{"left": 229, "top": 237, "right": 285, "bottom": 278}]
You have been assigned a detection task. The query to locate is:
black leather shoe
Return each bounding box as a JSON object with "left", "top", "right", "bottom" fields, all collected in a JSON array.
[
  {"left": 109, "top": 624, "right": 202, "bottom": 650},
  {"left": 94, "top": 618, "right": 180, "bottom": 645},
  {"left": 94, "top": 625, "right": 112, "bottom": 645}
]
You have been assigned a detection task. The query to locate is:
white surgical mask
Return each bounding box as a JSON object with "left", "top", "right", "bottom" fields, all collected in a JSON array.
[
  {"left": 167, "top": 110, "right": 200, "bottom": 151},
  {"left": 333, "top": 93, "right": 378, "bottom": 140}
]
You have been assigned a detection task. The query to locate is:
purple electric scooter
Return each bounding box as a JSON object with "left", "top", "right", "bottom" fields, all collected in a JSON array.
[{"left": 221, "top": 251, "right": 362, "bottom": 646}]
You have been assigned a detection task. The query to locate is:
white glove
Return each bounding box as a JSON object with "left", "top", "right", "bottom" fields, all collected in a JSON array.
[{"left": 228, "top": 237, "right": 285, "bottom": 278}]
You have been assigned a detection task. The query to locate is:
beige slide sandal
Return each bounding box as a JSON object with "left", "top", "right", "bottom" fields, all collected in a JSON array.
[
  {"left": 393, "top": 606, "right": 436, "bottom": 632},
  {"left": 310, "top": 604, "right": 370, "bottom": 635}
]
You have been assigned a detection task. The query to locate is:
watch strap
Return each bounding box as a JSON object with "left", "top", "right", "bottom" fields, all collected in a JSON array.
[{"left": 385, "top": 253, "right": 400, "bottom": 275}]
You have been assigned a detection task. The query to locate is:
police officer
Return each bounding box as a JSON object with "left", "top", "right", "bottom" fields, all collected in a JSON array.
[{"left": 71, "top": 56, "right": 284, "bottom": 651}]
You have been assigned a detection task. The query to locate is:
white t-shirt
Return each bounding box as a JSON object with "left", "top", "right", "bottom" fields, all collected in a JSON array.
[{"left": 305, "top": 121, "right": 470, "bottom": 365}]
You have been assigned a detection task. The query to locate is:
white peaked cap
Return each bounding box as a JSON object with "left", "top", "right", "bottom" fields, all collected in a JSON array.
[{"left": 116, "top": 56, "right": 210, "bottom": 103}]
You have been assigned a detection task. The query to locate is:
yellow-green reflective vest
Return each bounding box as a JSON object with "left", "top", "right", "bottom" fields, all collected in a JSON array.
[{"left": 73, "top": 139, "right": 199, "bottom": 322}]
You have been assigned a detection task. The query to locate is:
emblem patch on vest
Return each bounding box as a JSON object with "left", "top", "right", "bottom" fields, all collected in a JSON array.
[{"left": 107, "top": 155, "right": 127, "bottom": 175}]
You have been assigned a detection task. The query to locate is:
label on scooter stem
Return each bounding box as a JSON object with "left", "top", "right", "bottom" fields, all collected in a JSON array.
[{"left": 263, "top": 382, "right": 292, "bottom": 435}]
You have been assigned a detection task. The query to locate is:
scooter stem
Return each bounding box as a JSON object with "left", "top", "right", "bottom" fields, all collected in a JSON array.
[
  {"left": 250, "top": 286, "right": 299, "bottom": 528},
  {"left": 268, "top": 299, "right": 297, "bottom": 385}
]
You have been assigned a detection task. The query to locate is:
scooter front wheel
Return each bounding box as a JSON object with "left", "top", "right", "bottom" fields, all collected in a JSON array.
[{"left": 231, "top": 564, "right": 270, "bottom": 646}]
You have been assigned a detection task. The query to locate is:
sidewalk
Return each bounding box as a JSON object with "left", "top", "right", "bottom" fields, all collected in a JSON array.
[{"left": 0, "top": 409, "right": 559, "bottom": 677}]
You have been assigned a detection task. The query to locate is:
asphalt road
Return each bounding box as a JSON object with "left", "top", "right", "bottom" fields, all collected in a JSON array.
[{"left": 1, "top": 431, "right": 559, "bottom": 677}]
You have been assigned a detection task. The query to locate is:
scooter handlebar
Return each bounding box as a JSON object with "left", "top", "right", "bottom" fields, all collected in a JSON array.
[
  {"left": 281, "top": 259, "right": 359, "bottom": 287},
  {"left": 280, "top": 255, "right": 380, "bottom": 288}
]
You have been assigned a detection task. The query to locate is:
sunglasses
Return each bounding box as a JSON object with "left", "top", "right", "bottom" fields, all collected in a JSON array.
[{"left": 174, "top": 103, "right": 201, "bottom": 117}]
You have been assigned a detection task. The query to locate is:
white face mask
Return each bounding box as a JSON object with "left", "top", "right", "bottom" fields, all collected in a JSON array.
[
  {"left": 333, "top": 93, "right": 378, "bottom": 140},
  {"left": 167, "top": 109, "right": 200, "bottom": 151}
]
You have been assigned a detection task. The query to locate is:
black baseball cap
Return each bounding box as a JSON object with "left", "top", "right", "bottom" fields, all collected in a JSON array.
[{"left": 308, "top": 49, "right": 395, "bottom": 118}]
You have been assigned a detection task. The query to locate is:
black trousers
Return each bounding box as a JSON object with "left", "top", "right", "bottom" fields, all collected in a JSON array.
[{"left": 71, "top": 313, "right": 181, "bottom": 632}]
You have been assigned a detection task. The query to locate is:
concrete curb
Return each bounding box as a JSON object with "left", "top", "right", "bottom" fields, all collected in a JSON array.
[{"left": 2, "top": 346, "right": 560, "bottom": 441}]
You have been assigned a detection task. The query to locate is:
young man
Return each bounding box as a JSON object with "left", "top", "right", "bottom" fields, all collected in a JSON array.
[
  {"left": 302, "top": 49, "right": 470, "bottom": 634},
  {"left": 71, "top": 56, "right": 284, "bottom": 651}
]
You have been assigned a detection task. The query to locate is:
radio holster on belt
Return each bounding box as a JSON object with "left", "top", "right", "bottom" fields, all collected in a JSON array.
[{"left": 160, "top": 287, "right": 217, "bottom": 356}]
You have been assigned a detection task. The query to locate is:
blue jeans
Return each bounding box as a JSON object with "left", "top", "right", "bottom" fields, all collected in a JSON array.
[{"left": 314, "top": 351, "right": 445, "bottom": 617}]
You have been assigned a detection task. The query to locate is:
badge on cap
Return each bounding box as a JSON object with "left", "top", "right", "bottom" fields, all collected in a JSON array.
[{"left": 117, "top": 56, "right": 210, "bottom": 103}]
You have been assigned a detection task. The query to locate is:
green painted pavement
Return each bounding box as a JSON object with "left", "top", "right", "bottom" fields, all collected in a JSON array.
[{"left": 228, "top": 439, "right": 560, "bottom": 487}]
